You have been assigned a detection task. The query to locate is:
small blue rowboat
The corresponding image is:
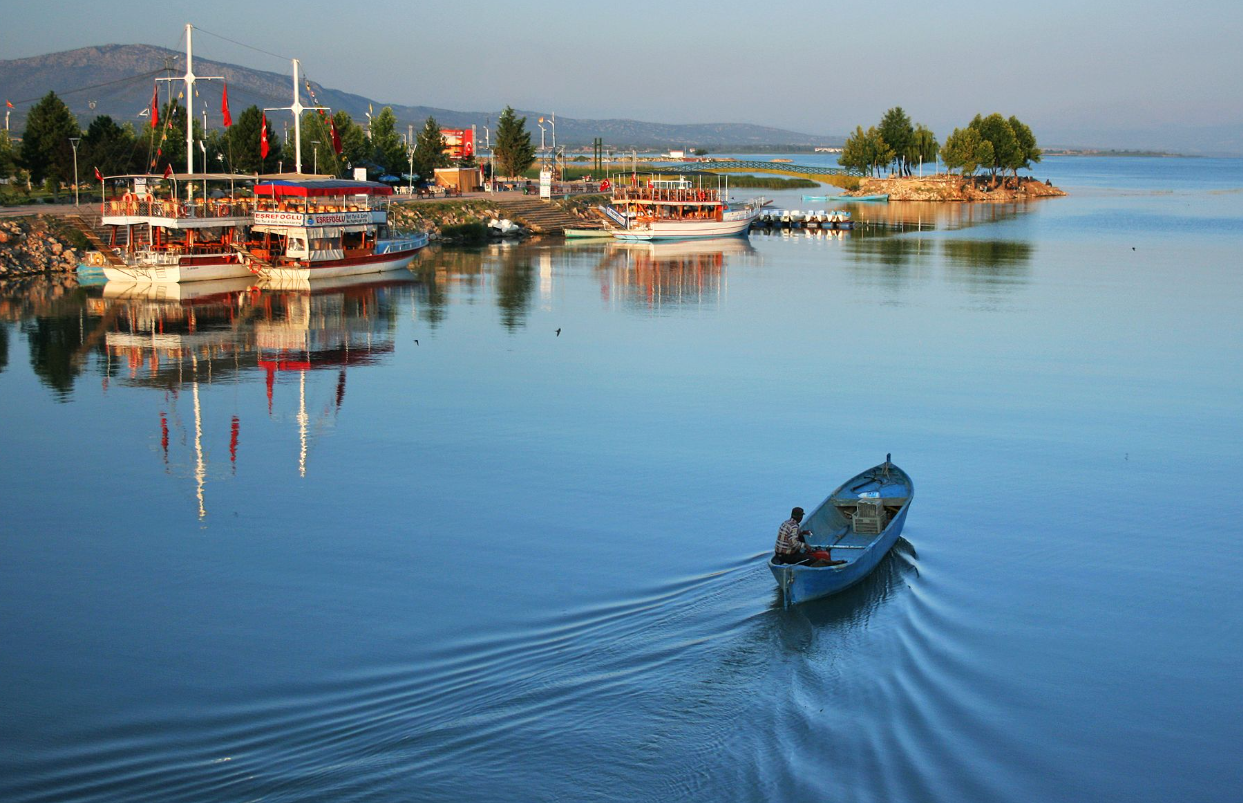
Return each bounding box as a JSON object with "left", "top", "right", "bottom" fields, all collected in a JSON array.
[
  {"left": 769, "top": 455, "right": 914, "bottom": 607},
  {"left": 802, "top": 194, "right": 889, "bottom": 203}
]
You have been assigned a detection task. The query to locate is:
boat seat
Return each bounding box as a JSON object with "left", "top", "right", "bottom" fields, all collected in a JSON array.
[{"left": 852, "top": 498, "right": 887, "bottom": 535}]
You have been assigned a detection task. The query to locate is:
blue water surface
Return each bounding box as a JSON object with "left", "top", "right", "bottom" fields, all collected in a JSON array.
[{"left": 1, "top": 156, "right": 1241, "bottom": 802}]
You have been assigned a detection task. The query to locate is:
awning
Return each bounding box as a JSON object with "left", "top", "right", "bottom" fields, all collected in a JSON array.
[{"left": 254, "top": 179, "right": 393, "bottom": 198}]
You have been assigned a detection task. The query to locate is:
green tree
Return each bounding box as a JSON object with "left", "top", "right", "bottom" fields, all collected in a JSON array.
[
  {"left": 0, "top": 130, "right": 17, "bottom": 180},
  {"left": 969, "top": 113, "right": 1020, "bottom": 185},
  {"left": 297, "top": 111, "right": 340, "bottom": 176},
  {"left": 411, "top": 116, "right": 449, "bottom": 183},
  {"left": 878, "top": 106, "right": 914, "bottom": 176},
  {"left": 81, "top": 115, "right": 141, "bottom": 179},
  {"left": 908, "top": 124, "right": 939, "bottom": 174},
  {"left": 333, "top": 111, "right": 369, "bottom": 172},
  {"left": 367, "top": 107, "right": 406, "bottom": 175},
  {"left": 941, "top": 127, "right": 993, "bottom": 177},
  {"left": 838, "top": 126, "right": 869, "bottom": 174},
  {"left": 839, "top": 126, "right": 893, "bottom": 177},
  {"left": 493, "top": 106, "right": 535, "bottom": 179},
  {"left": 220, "top": 105, "right": 281, "bottom": 174},
  {"left": 1008, "top": 116, "right": 1042, "bottom": 180},
  {"left": 145, "top": 98, "right": 194, "bottom": 174},
  {"left": 19, "top": 91, "right": 81, "bottom": 185}
]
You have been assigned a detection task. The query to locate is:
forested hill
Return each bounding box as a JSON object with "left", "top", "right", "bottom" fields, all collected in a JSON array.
[{"left": 1, "top": 44, "right": 837, "bottom": 150}]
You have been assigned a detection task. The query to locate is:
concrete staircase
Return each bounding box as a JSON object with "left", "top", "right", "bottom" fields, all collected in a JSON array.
[{"left": 491, "top": 197, "right": 606, "bottom": 235}]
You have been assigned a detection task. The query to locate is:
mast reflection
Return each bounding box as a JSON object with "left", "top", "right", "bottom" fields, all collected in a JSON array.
[{"left": 97, "top": 273, "right": 415, "bottom": 518}]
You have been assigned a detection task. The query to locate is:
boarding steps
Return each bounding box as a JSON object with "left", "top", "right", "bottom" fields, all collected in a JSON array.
[
  {"left": 64, "top": 210, "right": 152, "bottom": 251},
  {"left": 64, "top": 212, "right": 129, "bottom": 266},
  {"left": 491, "top": 197, "right": 603, "bottom": 235}
]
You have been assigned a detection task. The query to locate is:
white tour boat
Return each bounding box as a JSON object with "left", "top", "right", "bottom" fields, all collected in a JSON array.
[
  {"left": 603, "top": 176, "right": 761, "bottom": 241},
  {"left": 244, "top": 178, "right": 428, "bottom": 281}
]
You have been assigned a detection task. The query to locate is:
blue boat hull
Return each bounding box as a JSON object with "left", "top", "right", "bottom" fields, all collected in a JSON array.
[{"left": 768, "top": 459, "right": 914, "bottom": 607}]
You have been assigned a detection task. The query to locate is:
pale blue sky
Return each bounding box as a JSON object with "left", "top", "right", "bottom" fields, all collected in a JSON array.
[{"left": 3, "top": 0, "right": 1241, "bottom": 150}]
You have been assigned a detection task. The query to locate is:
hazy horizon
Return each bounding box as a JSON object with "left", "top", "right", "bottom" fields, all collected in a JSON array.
[{"left": 3, "top": 0, "right": 1241, "bottom": 154}]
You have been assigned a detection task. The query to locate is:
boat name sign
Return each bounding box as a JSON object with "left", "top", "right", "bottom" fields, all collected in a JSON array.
[{"left": 254, "top": 211, "right": 378, "bottom": 227}]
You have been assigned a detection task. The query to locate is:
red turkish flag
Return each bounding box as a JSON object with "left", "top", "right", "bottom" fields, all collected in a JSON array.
[
  {"left": 163, "top": 164, "right": 174, "bottom": 180},
  {"left": 260, "top": 113, "right": 270, "bottom": 159},
  {"left": 330, "top": 118, "right": 342, "bottom": 155},
  {"left": 94, "top": 166, "right": 103, "bottom": 182},
  {"left": 150, "top": 84, "right": 159, "bottom": 129},
  {"left": 221, "top": 84, "right": 232, "bottom": 127}
]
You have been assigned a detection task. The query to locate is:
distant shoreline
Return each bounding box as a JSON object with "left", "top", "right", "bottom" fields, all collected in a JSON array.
[{"left": 1039, "top": 149, "right": 1192, "bottom": 158}]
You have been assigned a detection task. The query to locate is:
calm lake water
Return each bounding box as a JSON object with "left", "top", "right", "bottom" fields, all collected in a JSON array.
[{"left": 2, "top": 156, "right": 1241, "bottom": 802}]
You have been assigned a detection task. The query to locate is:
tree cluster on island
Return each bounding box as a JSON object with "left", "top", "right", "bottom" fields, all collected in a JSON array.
[
  {"left": 940, "top": 114, "right": 1041, "bottom": 185},
  {"left": 837, "top": 106, "right": 1042, "bottom": 186},
  {"left": 838, "top": 107, "right": 938, "bottom": 178},
  {"left": 1, "top": 93, "right": 544, "bottom": 200}
]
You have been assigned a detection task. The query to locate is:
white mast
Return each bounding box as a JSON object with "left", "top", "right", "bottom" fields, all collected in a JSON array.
[
  {"left": 265, "top": 58, "right": 329, "bottom": 175},
  {"left": 158, "top": 25, "right": 221, "bottom": 192}
]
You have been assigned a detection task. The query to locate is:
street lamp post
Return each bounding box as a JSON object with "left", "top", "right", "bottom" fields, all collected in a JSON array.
[
  {"left": 69, "top": 137, "right": 81, "bottom": 206},
  {"left": 483, "top": 124, "right": 491, "bottom": 190},
  {"left": 311, "top": 141, "right": 319, "bottom": 175},
  {"left": 537, "top": 118, "right": 547, "bottom": 166},
  {"left": 408, "top": 147, "right": 415, "bottom": 194}
]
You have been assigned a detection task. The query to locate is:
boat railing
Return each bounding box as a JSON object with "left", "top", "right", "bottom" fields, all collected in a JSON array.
[
  {"left": 612, "top": 187, "right": 722, "bottom": 204},
  {"left": 103, "top": 198, "right": 254, "bottom": 220},
  {"left": 253, "top": 199, "right": 381, "bottom": 214}
]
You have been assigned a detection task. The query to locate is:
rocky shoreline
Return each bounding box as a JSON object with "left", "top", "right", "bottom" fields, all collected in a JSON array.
[
  {"left": 848, "top": 175, "right": 1066, "bottom": 202},
  {"left": 0, "top": 216, "right": 84, "bottom": 277},
  {"left": 389, "top": 199, "right": 515, "bottom": 241}
]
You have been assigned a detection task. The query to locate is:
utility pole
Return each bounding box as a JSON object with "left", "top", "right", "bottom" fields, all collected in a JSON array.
[{"left": 69, "top": 137, "right": 81, "bottom": 205}]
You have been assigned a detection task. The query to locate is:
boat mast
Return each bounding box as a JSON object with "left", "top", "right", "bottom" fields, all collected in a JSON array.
[
  {"left": 265, "top": 58, "right": 329, "bottom": 175},
  {"left": 160, "top": 25, "right": 222, "bottom": 195}
]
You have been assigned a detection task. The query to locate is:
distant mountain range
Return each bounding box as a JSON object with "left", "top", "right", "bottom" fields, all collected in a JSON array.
[{"left": 1, "top": 44, "right": 839, "bottom": 151}]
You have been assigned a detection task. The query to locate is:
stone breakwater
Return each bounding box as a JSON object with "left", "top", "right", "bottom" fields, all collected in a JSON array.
[
  {"left": 850, "top": 175, "right": 1066, "bottom": 202},
  {"left": 388, "top": 200, "right": 511, "bottom": 240},
  {"left": 0, "top": 216, "right": 82, "bottom": 277}
]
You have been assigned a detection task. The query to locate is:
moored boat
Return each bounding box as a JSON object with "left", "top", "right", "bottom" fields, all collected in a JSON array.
[
  {"left": 605, "top": 175, "right": 761, "bottom": 241},
  {"left": 805, "top": 193, "right": 890, "bottom": 203},
  {"left": 769, "top": 455, "right": 914, "bottom": 607},
  {"left": 243, "top": 178, "right": 428, "bottom": 281},
  {"left": 98, "top": 25, "right": 257, "bottom": 283},
  {"left": 99, "top": 172, "right": 257, "bottom": 283}
]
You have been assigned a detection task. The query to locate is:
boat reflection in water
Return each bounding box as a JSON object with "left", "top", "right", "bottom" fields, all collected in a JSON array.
[
  {"left": 597, "top": 237, "right": 761, "bottom": 312},
  {"left": 97, "top": 273, "right": 415, "bottom": 517}
]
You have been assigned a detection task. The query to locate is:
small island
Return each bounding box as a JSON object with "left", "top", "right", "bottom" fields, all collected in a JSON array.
[
  {"left": 836, "top": 108, "right": 1064, "bottom": 201},
  {"left": 844, "top": 174, "right": 1065, "bottom": 203}
]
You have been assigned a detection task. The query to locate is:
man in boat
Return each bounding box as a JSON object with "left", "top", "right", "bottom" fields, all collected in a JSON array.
[{"left": 774, "top": 507, "right": 845, "bottom": 566}]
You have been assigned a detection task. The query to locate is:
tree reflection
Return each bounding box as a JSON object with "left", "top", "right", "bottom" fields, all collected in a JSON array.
[
  {"left": 412, "top": 245, "right": 537, "bottom": 331},
  {"left": 941, "top": 239, "right": 1033, "bottom": 268},
  {"left": 495, "top": 255, "right": 535, "bottom": 331},
  {"left": 21, "top": 314, "right": 87, "bottom": 400},
  {"left": 941, "top": 240, "right": 1033, "bottom": 295},
  {"left": 0, "top": 323, "right": 8, "bottom": 375},
  {"left": 843, "top": 231, "right": 934, "bottom": 290}
]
